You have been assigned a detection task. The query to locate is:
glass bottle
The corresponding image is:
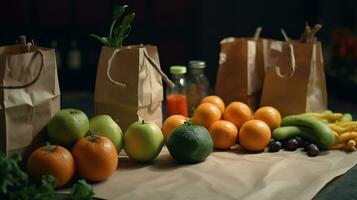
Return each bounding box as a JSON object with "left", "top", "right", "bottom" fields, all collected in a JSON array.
[
  {"left": 166, "top": 66, "right": 188, "bottom": 117},
  {"left": 187, "top": 60, "right": 210, "bottom": 111}
]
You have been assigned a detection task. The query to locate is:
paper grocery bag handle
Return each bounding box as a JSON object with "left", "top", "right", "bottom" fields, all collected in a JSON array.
[
  {"left": 107, "top": 47, "right": 175, "bottom": 88},
  {"left": 273, "top": 44, "right": 296, "bottom": 78},
  {"left": 107, "top": 48, "right": 127, "bottom": 87},
  {"left": 0, "top": 50, "right": 45, "bottom": 89},
  {"left": 143, "top": 50, "right": 175, "bottom": 88}
]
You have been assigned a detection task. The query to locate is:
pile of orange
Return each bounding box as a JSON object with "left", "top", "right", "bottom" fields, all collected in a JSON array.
[{"left": 162, "top": 95, "right": 282, "bottom": 152}]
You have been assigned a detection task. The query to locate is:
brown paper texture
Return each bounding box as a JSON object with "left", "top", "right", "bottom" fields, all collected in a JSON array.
[
  {"left": 215, "top": 37, "right": 265, "bottom": 111},
  {"left": 260, "top": 41, "right": 327, "bottom": 116},
  {"left": 61, "top": 147, "right": 357, "bottom": 200},
  {"left": 94, "top": 45, "right": 164, "bottom": 131},
  {"left": 0, "top": 45, "right": 60, "bottom": 156}
]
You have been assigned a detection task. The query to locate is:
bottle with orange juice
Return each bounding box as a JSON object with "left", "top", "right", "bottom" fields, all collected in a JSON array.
[{"left": 166, "top": 66, "right": 188, "bottom": 117}]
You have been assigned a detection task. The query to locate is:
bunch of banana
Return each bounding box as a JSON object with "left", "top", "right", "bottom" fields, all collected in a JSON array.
[
  {"left": 300, "top": 110, "right": 356, "bottom": 151},
  {"left": 329, "top": 121, "right": 357, "bottom": 151},
  {"left": 300, "top": 110, "right": 352, "bottom": 124}
]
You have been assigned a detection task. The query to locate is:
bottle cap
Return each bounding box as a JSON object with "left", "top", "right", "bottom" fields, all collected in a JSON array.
[
  {"left": 170, "top": 66, "right": 187, "bottom": 74},
  {"left": 188, "top": 60, "right": 206, "bottom": 69}
]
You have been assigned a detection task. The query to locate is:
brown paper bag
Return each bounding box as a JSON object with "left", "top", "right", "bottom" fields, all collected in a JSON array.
[
  {"left": 94, "top": 45, "right": 173, "bottom": 131},
  {"left": 260, "top": 40, "right": 327, "bottom": 116},
  {"left": 215, "top": 29, "right": 265, "bottom": 110},
  {"left": 0, "top": 45, "right": 60, "bottom": 156}
]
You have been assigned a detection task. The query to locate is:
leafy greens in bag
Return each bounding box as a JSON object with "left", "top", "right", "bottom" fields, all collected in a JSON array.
[{"left": 90, "top": 5, "right": 135, "bottom": 48}]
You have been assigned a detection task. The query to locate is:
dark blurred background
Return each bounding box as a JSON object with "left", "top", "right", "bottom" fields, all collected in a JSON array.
[{"left": 1, "top": 0, "right": 356, "bottom": 104}]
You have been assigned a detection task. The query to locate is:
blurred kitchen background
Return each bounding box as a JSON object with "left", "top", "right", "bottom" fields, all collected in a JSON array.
[{"left": 0, "top": 0, "right": 356, "bottom": 107}]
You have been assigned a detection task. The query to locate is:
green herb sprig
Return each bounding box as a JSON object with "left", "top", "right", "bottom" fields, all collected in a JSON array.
[
  {"left": 90, "top": 5, "right": 135, "bottom": 48},
  {"left": 0, "top": 153, "right": 94, "bottom": 200}
]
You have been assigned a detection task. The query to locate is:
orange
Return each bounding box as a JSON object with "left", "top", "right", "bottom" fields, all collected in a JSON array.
[
  {"left": 223, "top": 102, "right": 252, "bottom": 128},
  {"left": 209, "top": 120, "right": 238, "bottom": 150},
  {"left": 192, "top": 103, "right": 221, "bottom": 128},
  {"left": 201, "top": 96, "right": 225, "bottom": 115},
  {"left": 254, "top": 106, "right": 281, "bottom": 130},
  {"left": 239, "top": 120, "right": 271, "bottom": 152},
  {"left": 27, "top": 145, "right": 75, "bottom": 188},
  {"left": 162, "top": 115, "right": 187, "bottom": 141},
  {"left": 72, "top": 135, "right": 118, "bottom": 181}
]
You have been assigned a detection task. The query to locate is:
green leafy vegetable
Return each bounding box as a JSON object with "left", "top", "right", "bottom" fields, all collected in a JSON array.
[
  {"left": 0, "top": 153, "right": 95, "bottom": 200},
  {"left": 90, "top": 5, "right": 135, "bottom": 48},
  {"left": 70, "top": 179, "right": 94, "bottom": 200},
  {"left": 0, "top": 153, "right": 28, "bottom": 197}
]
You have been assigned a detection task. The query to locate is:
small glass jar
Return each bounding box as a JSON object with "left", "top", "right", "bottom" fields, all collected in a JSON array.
[
  {"left": 166, "top": 66, "right": 188, "bottom": 117},
  {"left": 187, "top": 60, "right": 210, "bottom": 111}
]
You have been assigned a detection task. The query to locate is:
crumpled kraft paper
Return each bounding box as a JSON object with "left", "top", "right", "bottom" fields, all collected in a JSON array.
[{"left": 63, "top": 147, "right": 357, "bottom": 200}]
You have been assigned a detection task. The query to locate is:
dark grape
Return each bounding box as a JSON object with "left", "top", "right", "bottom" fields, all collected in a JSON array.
[
  {"left": 303, "top": 140, "right": 311, "bottom": 151},
  {"left": 307, "top": 144, "right": 319, "bottom": 157},
  {"left": 286, "top": 138, "right": 299, "bottom": 151},
  {"left": 269, "top": 141, "right": 282, "bottom": 152},
  {"left": 281, "top": 139, "right": 289, "bottom": 148},
  {"left": 294, "top": 136, "right": 303, "bottom": 147}
]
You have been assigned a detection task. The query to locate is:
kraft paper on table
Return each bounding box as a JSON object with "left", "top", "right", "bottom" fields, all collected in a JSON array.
[{"left": 69, "top": 147, "right": 357, "bottom": 200}]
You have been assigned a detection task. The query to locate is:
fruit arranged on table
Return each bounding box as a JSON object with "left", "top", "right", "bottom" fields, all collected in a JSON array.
[
  {"left": 27, "top": 144, "right": 75, "bottom": 188},
  {"left": 272, "top": 115, "right": 335, "bottom": 150},
  {"left": 239, "top": 120, "right": 271, "bottom": 152},
  {"left": 72, "top": 135, "right": 118, "bottom": 181},
  {"left": 223, "top": 101, "right": 252, "bottom": 129},
  {"left": 254, "top": 106, "right": 281, "bottom": 130},
  {"left": 89, "top": 114, "right": 123, "bottom": 151},
  {"left": 269, "top": 137, "right": 321, "bottom": 157},
  {"left": 47, "top": 108, "right": 89, "bottom": 146},
  {"left": 167, "top": 122, "right": 213, "bottom": 164},
  {"left": 200, "top": 95, "right": 225, "bottom": 115},
  {"left": 24, "top": 108, "right": 124, "bottom": 187},
  {"left": 209, "top": 120, "right": 238, "bottom": 150},
  {"left": 124, "top": 120, "right": 163, "bottom": 162},
  {"left": 188, "top": 96, "right": 280, "bottom": 151},
  {"left": 162, "top": 115, "right": 187, "bottom": 142},
  {"left": 192, "top": 102, "right": 222, "bottom": 128},
  {"left": 1, "top": 153, "right": 94, "bottom": 200},
  {"left": 300, "top": 111, "right": 352, "bottom": 124},
  {"left": 294, "top": 110, "right": 357, "bottom": 152},
  {"left": 328, "top": 120, "right": 357, "bottom": 151}
]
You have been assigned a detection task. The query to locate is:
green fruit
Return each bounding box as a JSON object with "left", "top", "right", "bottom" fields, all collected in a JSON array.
[
  {"left": 280, "top": 115, "right": 335, "bottom": 150},
  {"left": 166, "top": 123, "right": 213, "bottom": 164},
  {"left": 124, "top": 120, "right": 163, "bottom": 162},
  {"left": 89, "top": 115, "right": 123, "bottom": 151},
  {"left": 47, "top": 109, "right": 89, "bottom": 145},
  {"left": 272, "top": 126, "right": 326, "bottom": 149}
]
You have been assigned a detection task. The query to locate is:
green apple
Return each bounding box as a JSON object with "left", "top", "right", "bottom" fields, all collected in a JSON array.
[
  {"left": 124, "top": 120, "right": 163, "bottom": 162},
  {"left": 89, "top": 115, "right": 123, "bottom": 151},
  {"left": 47, "top": 108, "right": 89, "bottom": 145}
]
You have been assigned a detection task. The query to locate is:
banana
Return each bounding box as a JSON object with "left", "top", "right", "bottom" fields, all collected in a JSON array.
[
  {"left": 301, "top": 113, "right": 343, "bottom": 122},
  {"left": 281, "top": 115, "right": 335, "bottom": 150},
  {"left": 335, "top": 121, "right": 357, "bottom": 128},
  {"left": 272, "top": 126, "right": 322, "bottom": 146},
  {"left": 328, "top": 124, "right": 346, "bottom": 134},
  {"left": 329, "top": 143, "right": 346, "bottom": 150},
  {"left": 336, "top": 113, "right": 353, "bottom": 123},
  {"left": 345, "top": 140, "right": 357, "bottom": 151},
  {"left": 336, "top": 132, "right": 357, "bottom": 144}
]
